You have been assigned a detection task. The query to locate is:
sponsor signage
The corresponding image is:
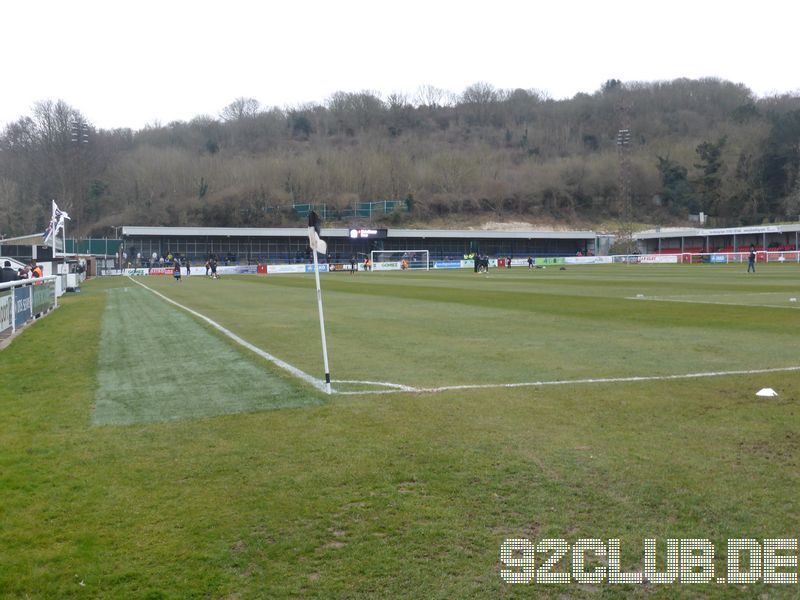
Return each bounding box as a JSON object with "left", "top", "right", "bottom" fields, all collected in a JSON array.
[
  {"left": 433, "top": 261, "right": 462, "bottom": 269},
  {"left": 13, "top": 286, "right": 31, "bottom": 328},
  {"left": 235, "top": 265, "right": 258, "bottom": 275},
  {"left": 613, "top": 255, "right": 641, "bottom": 264},
  {"left": 148, "top": 267, "right": 173, "bottom": 275},
  {"left": 373, "top": 262, "right": 400, "bottom": 271},
  {"left": 705, "top": 226, "right": 780, "bottom": 235},
  {"left": 0, "top": 294, "right": 12, "bottom": 332},
  {"left": 564, "top": 256, "right": 613, "bottom": 265},
  {"left": 709, "top": 254, "right": 728, "bottom": 264},
  {"left": 304, "top": 264, "right": 329, "bottom": 273},
  {"left": 123, "top": 268, "right": 149, "bottom": 276},
  {"left": 267, "top": 264, "right": 307, "bottom": 274},
  {"left": 32, "top": 280, "right": 54, "bottom": 315},
  {"left": 638, "top": 255, "right": 679, "bottom": 264},
  {"left": 535, "top": 257, "right": 566, "bottom": 266},
  {"left": 349, "top": 228, "right": 388, "bottom": 239}
]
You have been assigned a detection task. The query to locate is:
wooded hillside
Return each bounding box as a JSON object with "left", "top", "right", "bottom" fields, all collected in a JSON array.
[{"left": 1, "top": 78, "right": 799, "bottom": 237}]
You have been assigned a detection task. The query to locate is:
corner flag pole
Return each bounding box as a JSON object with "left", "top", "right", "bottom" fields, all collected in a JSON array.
[{"left": 308, "top": 211, "right": 332, "bottom": 394}]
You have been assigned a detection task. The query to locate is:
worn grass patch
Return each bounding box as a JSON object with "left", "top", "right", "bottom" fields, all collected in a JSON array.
[{"left": 93, "top": 284, "right": 320, "bottom": 425}]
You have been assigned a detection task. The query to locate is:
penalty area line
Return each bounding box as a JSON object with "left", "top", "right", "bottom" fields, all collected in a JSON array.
[{"left": 127, "top": 277, "right": 330, "bottom": 394}]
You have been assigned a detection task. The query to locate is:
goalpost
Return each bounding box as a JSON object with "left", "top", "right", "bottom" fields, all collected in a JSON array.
[{"left": 370, "top": 250, "right": 430, "bottom": 271}]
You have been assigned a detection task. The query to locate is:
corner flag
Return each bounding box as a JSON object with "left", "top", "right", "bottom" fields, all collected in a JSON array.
[
  {"left": 308, "top": 211, "right": 327, "bottom": 255},
  {"left": 307, "top": 210, "right": 332, "bottom": 394}
]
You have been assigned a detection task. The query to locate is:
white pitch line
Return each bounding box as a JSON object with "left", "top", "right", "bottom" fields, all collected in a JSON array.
[
  {"left": 334, "top": 365, "right": 800, "bottom": 396},
  {"left": 127, "top": 277, "right": 330, "bottom": 394},
  {"left": 626, "top": 296, "right": 800, "bottom": 310},
  {"left": 332, "top": 379, "right": 418, "bottom": 391}
]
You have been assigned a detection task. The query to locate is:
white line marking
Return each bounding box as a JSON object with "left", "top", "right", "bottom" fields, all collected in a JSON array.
[
  {"left": 626, "top": 296, "right": 800, "bottom": 309},
  {"left": 127, "top": 277, "right": 330, "bottom": 394},
  {"left": 332, "top": 379, "right": 418, "bottom": 391},
  {"left": 334, "top": 366, "right": 800, "bottom": 395}
]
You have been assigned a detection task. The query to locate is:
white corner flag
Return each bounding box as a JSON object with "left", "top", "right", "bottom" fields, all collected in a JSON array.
[
  {"left": 308, "top": 210, "right": 327, "bottom": 255},
  {"left": 308, "top": 211, "right": 331, "bottom": 394},
  {"left": 42, "top": 200, "right": 70, "bottom": 245}
]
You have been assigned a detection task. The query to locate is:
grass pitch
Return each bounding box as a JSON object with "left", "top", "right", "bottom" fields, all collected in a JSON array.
[
  {"left": 1, "top": 264, "right": 799, "bottom": 598},
  {"left": 139, "top": 264, "right": 800, "bottom": 391}
]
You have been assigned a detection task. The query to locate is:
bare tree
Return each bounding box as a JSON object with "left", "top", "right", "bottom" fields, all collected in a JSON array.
[
  {"left": 414, "top": 85, "right": 453, "bottom": 108},
  {"left": 220, "top": 97, "right": 261, "bottom": 122}
]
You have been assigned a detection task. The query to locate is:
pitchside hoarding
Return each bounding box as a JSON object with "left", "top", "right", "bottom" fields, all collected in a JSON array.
[
  {"left": 433, "top": 261, "right": 461, "bottom": 269},
  {"left": 304, "top": 264, "right": 329, "bottom": 273},
  {"left": 13, "top": 286, "right": 31, "bottom": 328},
  {"left": 373, "top": 262, "right": 399, "bottom": 271},
  {"left": 0, "top": 294, "right": 13, "bottom": 333},
  {"left": 564, "top": 256, "right": 613, "bottom": 265},
  {"left": 535, "top": 257, "right": 566, "bottom": 266},
  {"left": 32, "top": 280, "right": 55, "bottom": 315},
  {"left": 102, "top": 253, "right": 697, "bottom": 277},
  {"left": 268, "top": 264, "right": 307, "bottom": 274},
  {"left": 638, "top": 255, "right": 679, "bottom": 264}
]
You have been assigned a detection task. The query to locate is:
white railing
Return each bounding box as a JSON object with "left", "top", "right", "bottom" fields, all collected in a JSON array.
[{"left": 0, "top": 276, "right": 58, "bottom": 337}]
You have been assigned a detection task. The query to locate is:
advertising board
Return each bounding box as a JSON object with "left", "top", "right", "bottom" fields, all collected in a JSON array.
[
  {"left": 0, "top": 294, "right": 12, "bottom": 333},
  {"left": 13, "top": 286, "right": 31, "bottom": 328},
  {"left": 267, "top": 264, "right": 307, "bottom": 274}
]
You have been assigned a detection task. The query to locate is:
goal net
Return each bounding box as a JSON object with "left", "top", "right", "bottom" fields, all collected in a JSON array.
[{"left": 370, "top": 250, "right": 430, "bottom": 271}]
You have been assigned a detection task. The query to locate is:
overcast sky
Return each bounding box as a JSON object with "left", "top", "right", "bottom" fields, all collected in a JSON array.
[{"left": 3, "top": 0, "right": 798, "bottom": 131}]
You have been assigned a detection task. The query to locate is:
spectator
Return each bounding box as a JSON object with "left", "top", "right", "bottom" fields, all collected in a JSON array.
[
  {"left": 1, "top": 260, "right": 17, "bottom": 282},
  {"left": 30, "top": 262, "right": 43, "bottom": 278}
]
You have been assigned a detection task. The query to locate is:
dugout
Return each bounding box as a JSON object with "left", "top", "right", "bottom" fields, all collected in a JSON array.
[
  {"left": 635, "top": 224, "right": 800, "bottom": 254},
  {"left": 120, "top": 226, "right": 599, "bottom": 265}
]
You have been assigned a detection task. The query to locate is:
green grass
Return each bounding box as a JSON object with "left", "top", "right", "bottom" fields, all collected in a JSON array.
[
  {"left": 139, "top": 265, "right": 800, "bottom": 389},
  {"left": 0, "top": 265, "right": 799, "bottom": 598}
]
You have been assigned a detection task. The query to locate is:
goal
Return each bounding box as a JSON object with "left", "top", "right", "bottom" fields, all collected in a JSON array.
[{"left": 370, "top": 250, "right": 430, "bottom": 271}]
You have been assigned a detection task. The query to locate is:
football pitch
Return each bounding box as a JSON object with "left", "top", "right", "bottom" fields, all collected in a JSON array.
[{"left": 2, "top": 264, "right": 800, "bottom": 597}]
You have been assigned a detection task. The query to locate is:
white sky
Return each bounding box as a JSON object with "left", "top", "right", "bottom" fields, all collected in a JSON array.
[{"left": 2, "top": 0, "right": 798, "bottom": 131}]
